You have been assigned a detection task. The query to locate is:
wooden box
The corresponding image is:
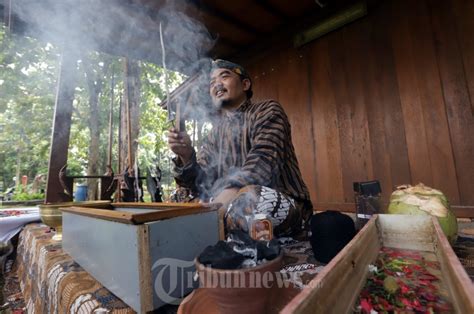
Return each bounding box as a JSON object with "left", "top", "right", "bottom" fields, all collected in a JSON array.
[
  {"left": 282, "top": 214, "right": 474, "bottom": 314},
  {"left": 62, "top": 203, "right": 221, "bottom": 313}
]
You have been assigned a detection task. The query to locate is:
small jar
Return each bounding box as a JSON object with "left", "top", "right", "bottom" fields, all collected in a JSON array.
[{"left": 250, "top": 214, "right": 273, "bottom": 241}]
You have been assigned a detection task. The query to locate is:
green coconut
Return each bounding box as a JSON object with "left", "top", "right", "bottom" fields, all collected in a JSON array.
[
  {"left": 388, "top": 184, "right": 457, "bottom": 244},
  {"left": 389, "top": 184, "right": 449, "bottom": 209}
]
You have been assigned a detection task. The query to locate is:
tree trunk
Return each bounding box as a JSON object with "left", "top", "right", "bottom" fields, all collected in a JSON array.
[
  {"left": 118, "top": 58, "right": 141, "bottom": 201},
  {"left": 83, "top": 56, "right": 110, "bottom": 200},
  {"left": 119, "top": 58, "right": 141, "bottom": 173},
  {"left": 15, "top": 148, "right": 21, "bottom": 190},
  {"left": 87, "top": 86, "right": 100, "bottom": 200}
]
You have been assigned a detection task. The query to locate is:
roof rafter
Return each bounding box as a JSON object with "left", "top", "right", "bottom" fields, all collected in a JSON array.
[
  {"left": 255, "top": 0, "right": 290, "bottom": 21},
  {"left": 188, "top": 0, "right": 264, "bottom": 36}
]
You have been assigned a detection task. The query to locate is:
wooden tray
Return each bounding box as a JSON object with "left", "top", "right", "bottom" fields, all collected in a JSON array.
[
  {"left": 281, "top": 214, "right": 474, "bottom": 314},
  {"left": 61, "top": 202, "right": 219, "bottom": 224}
]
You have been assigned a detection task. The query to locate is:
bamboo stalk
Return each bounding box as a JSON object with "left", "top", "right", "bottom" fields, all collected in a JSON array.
[
  {"left": 117, "top": 89, "right": 122, "bottom": 202},
  {"left": 192, "top": 119, "right": 196, "bottom": 149},
  {"left": 175, "top": 100, "right": 184, "bottom": 132},
  {"left": 159, "top": 22, "right": 172, "bottom": 125},
  {"left": 106, "top": 70, "right": 114, "bottom": 172},
  {"left": 123, "top": 58, "right": 133, "bottom": 172}
]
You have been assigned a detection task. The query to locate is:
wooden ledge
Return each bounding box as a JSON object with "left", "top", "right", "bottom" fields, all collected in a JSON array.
[
  {"left": 61, "top": 203, "right": 220, "bottom": 224},
  {"left": 314, "top": 202, "right": 474, "bottom": 218}
]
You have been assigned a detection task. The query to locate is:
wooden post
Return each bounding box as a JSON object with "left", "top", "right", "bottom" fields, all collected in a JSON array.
[
  {"left": 119, "top": 58, "right": 141, "bottom": 174},
  {"left": 45, "top": 50, "right": 77, "bottom": 203},
  {"left": 3, "top": 0, "right": 13, "bottom": 32},
  {"left": 117, "top": 58, "right": 141, "bottom": 201}
]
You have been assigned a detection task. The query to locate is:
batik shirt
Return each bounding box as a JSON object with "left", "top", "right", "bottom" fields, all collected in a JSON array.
[{"left": 173, "top": 99, "right": 312, "bottom": 210}]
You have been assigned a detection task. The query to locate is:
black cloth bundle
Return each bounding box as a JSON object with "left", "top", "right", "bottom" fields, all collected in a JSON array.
[
  {"left": 198, "top": 230, "right": 280, "bottom": 269},
  {"left": 310, "top": 211, "right": 356, "bottom": 263}
]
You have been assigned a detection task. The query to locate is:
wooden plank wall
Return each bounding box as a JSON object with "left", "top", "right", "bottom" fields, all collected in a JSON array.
[{"left": 243, "top": 0, "right": 474, "bottom": 216}]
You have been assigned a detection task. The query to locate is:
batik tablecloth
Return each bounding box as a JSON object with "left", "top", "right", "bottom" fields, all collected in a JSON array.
[
  {"left": 6, "top": 225, "right": 325, "bottom": 313},
  {"left": 15, "top": 223, "right": 134, "bottom": 313}
]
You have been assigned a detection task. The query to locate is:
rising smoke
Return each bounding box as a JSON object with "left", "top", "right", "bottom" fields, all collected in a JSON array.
[
  {"left": 10, "top": 0, "right": 218, "bottom": 131},
  {"left": 9, "top": 0, "right": 245, "bottom": 199}
]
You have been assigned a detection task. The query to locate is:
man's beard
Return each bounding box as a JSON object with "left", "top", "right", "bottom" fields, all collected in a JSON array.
[{"left": 213, "top": 98, "right": 231, "bottom": 109}]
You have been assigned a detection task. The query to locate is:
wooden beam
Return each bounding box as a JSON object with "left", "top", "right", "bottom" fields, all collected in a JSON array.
[
  {"left": 45, "top": 50, "right": 77, "bottom": 203},
  {"left": 314, "top": 202, "right": 357, "bottom": 212},
  {"left": 231, "top": 1, "right": 357, "bottom": 64},
  {"left": 451, "top": 206, "right": 474, "bottom": 219},
  {"left": 119, "top": 58, "right": 141, "bottom": 174},
  {"left": 188, "top": 0, "right": 264, "bottom": 36},
  {"left": 314, "top": 202, "right": 474, "bottom": 218},
  {"left": 2, "top": 0, "right": 12, "bottom": 30},
  {"left": 255, "top": 0, "right": 290, "bottom": 21},
  {"left": 209, "top": 42, "right": 238, "bottom": 59},
  {"left": 214, "top": 36, "right": 246, "bottom": 48}
]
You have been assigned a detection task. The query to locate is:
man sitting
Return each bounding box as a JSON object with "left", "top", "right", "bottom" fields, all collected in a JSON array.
[{"left": 168, "top": 60, "right": 312, "bottom": 237}]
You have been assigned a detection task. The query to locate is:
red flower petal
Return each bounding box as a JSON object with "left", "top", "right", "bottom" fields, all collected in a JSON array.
[
  {"left": 360, "top": 299, "right": 373, "bottom": 313},
  {"left": 401, "top": 298, "right": 412, "bottom": 307},
  {"left": 401, "top": 285, "right": 410, "bottom": 294}
]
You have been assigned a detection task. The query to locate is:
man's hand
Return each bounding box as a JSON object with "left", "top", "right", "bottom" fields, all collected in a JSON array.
[
  {"left": 212, "top": 187, "right": 239, "bottom": 240},
  {"left": 167, "top": 127, "right": 193, "bottom": 165},
  {"left": 212, "top": 188, "right": 239, "bottom": 210}
]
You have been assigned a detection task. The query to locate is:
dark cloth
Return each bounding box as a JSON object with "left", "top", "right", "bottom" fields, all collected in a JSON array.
[
  {"left": 198, "top": 241, "right": 246, "bottom": 269},
  {"left": 173, "top": 99, "right": 313, "bottom": 224},
  {"left": 309, "top": 211, "right": 356, "bottom": 263},
  {"left": 198, "top": 231, "right": 280, "bottom": 269}
]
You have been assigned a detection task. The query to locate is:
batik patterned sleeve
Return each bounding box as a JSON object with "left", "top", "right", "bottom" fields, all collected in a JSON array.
[
  {"left": 173, "top": 129, "right": 218, "bottom": 195},
  {"left": 223, "top": 101, "right": 288, "bottom": 189}
]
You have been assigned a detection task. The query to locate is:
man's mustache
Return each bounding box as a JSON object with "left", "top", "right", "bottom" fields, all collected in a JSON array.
[{"left": 214, "top": 84, "right": 226, "bottom": 94}]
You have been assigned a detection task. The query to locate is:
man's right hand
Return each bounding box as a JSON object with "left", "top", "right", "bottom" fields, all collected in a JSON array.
[{"left": 168, "top": 127, "right": 194, "bottom": 165}]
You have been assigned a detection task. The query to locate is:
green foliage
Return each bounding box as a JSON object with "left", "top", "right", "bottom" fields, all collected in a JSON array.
[
  {"left": 0, "top": 24, "right": 204, "bottom": 199},
  {"left": 0, "top": 25, "right": 59, "bottom": 188},
  {"left": 11, "top": 185, "right": 44, "bottom": 201},
  {"left": 139, "top": 61, "right": 187, "bottom": 190},
  {"left": 12, "top": 191, "right": 45, "bottom": 201}
]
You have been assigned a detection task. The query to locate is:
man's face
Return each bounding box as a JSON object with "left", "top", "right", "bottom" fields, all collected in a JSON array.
[{"left": 209, "top": 68, "right": 250, "bottom": 109}]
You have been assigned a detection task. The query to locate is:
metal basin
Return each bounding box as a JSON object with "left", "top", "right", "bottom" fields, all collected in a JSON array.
[{"left": 39, "top": 200, "right": 111, "bottom": 241}]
